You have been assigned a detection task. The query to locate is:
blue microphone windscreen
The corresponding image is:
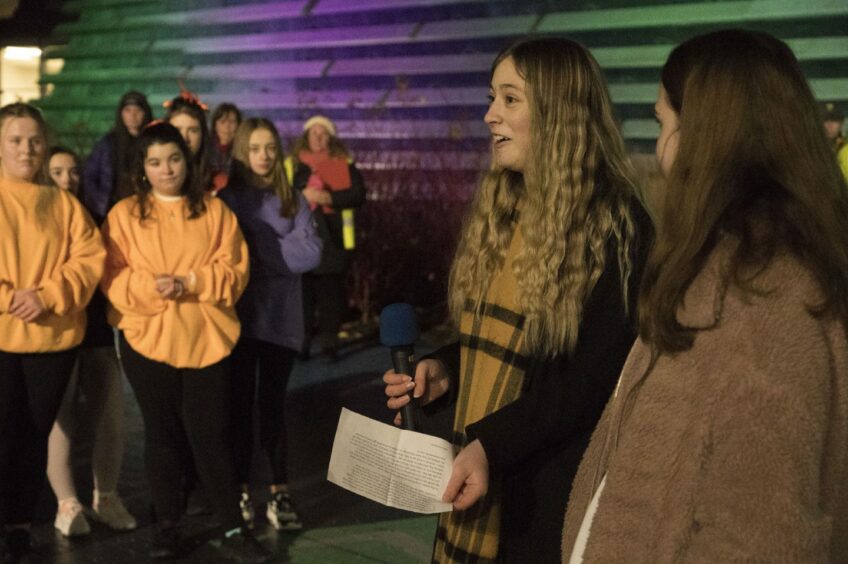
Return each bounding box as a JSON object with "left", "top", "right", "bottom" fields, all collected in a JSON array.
[{"left": 380, "top": 303, "right": 420, "bottom": 347}]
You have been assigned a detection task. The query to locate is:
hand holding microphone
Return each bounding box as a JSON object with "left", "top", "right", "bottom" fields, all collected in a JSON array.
[
  {"left": 380, "top": 303, "right": 452, "bottom": 431},
  {"left": 380, "top": 303, "right": 422, "bottom": 430},
  {"left": 383, "top": 358, "right": 451, "bottom": 427}
]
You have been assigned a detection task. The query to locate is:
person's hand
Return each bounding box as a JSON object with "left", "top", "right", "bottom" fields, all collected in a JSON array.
[
  {"left": 303, "top": 187, "right": 332, "bottom": 206},
  {"left": 9, "top": 288, "right": 46, "bottom": 322},
  {"left": 383, "top": 358, "right": 451, "bottom": 426},
  {"left": 442, "top": 439, "right": 489, "bottom": 511},
  {"left": 155, "top": 275, "right": 186, "bottom": 300}
]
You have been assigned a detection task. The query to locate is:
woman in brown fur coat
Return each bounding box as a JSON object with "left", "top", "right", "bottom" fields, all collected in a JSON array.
[{"left": 562, "top": 30, "right": 848, "bottom": 563}]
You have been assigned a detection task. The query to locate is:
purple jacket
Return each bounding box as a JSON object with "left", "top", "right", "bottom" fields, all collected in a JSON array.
[{"left": 219, "top": 186, "right": 322, "bottom": 350}]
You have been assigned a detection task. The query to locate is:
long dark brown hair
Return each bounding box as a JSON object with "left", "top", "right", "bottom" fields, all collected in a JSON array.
[
  {"left": 639, "top": 29, "right": 848, "bottom": 353},
  {"left": 166, "top": 96, "right": 214, "bottom": 188},
  {"left": 48, "top": 145, "right": 83, "bottom": 197},
  {"left": 229, "top": 118, "right": 297, "bottom": 217},
  {"left": 128, "top": 122, "right": 206, "bottom": 223},
  {"left": 210, "top": 102, "right": 242, "bottom": 143},
  {"left": 112, "top": 91, "right": 153, "bottom": 202}
]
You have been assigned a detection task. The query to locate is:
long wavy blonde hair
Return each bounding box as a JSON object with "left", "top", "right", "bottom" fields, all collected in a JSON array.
[{"left": 448, "top": 37, "right": 641, "bottom": 356}]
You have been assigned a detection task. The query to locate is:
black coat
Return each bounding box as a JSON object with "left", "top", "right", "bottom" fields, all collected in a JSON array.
[
  {"left": 292, "top": 162, "right": 366, "bottom": 275},
  {"left": 421, "top": 203, "right": 653, "bottom": 562}
]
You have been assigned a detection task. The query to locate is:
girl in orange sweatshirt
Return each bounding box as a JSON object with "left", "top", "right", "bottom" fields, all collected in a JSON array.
[
  {"left": 0, "top": 103, "right": 105, "bottom": 562},
  {"left": 101, "top": 122, "right": 266, "bottom": 561}
]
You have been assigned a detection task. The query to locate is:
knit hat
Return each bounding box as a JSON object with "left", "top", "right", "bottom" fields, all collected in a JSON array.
[
  {"left": 119, "top": 91, "right": 150, "bottom": 111},
  {"left": 822, "top": 102, "right": 844, "bottom": 122},
  {"left": 303, "top": 115, "right": 336, "bottom": 137},
  {"left": 115, "top": 90, "right": 153, "bottom": 130}
]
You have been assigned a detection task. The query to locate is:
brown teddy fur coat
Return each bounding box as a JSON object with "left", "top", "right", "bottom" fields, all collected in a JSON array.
[{"left": 562, "top": 241, "right": 848, "bottom": 563}]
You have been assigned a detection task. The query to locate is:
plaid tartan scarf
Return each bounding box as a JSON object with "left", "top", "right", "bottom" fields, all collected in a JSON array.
[{"left": 433, "top": 228, "right": 529, "bottom": 563}]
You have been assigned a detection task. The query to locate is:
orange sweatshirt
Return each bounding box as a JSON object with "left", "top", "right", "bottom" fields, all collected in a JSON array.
[
  {"left": 101, "top": 193, "right": 249, "bottom": 368},
  {"left": 0, "top": 177, "right": 105, "bottom": 353}
]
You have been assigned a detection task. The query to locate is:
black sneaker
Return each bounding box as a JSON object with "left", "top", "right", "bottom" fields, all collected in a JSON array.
[
  {"left": 266, "top": 492, "right": 303, "bottom": 531},
  {"left": 4, "top": 529, "right": 34, "bottom": 564},
  {"left": 297, "top": 342, "right": 311, "bottom": 361},
  {"left": 150, "top": 526, "right": 185, "bottom": 560},
  {"left": 213, "top": 529, "right": 272, "bottom": 564},
  {"left": 3, "top": 529, "right": 44, "bottom": 564},
  {"left": 185, "top": 486, "right": 213, "bottom": 516}
]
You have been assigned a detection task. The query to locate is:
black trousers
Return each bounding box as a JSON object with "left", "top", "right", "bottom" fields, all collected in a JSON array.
[
  {"left": 119, "top": 335, "right": 241, "bottom": 530},
  {"left": 302, "top": 272, "right": 345, "bottom": 344},
  {"left": 229, "top": 338, "right": 296, "bottom": 486},
  {"left": 0, "top": 347, "right": 77, "bottom": 525}
]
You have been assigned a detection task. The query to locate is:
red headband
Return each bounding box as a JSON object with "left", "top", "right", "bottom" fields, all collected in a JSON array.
[
  {"left": 143, "top": 118, "right": 166, "bottom": 130},
  {"left": 163, "top": 88, "right": 208, "bottom": 112}
]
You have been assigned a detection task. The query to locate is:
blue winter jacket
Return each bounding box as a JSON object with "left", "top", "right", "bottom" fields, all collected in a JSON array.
[{"left": 83, "top": 133, "right": 115, "bottom": 223}]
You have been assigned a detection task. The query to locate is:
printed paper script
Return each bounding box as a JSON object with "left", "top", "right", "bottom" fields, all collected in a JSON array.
[{"left": 327, "top": 408, "right": 454, "bottom": 514}]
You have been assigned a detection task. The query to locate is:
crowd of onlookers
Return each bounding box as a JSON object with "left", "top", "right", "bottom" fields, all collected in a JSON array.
[{"left": 0, "top": 91, "right": 364, "bottom": 562}]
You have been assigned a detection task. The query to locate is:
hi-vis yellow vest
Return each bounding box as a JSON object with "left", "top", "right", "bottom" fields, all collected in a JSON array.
[{"left": 284, "top": 156, "right": 356, "bottom": 250}]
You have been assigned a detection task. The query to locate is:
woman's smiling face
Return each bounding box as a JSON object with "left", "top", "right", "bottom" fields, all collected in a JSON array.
[{"left": 484, "top": 56, "right": 531, "bottom": 173}]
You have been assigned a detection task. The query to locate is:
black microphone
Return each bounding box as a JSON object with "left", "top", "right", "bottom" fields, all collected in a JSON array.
[{"left": 379, "top": 303, "right": 422, "bottom": 431}]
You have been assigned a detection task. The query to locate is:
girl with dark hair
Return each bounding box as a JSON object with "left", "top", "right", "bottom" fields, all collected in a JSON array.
[
  {"left": 166, "top": 92, "right": 227, "bottom": 192},
  {"left": 100, "top": 122, "right": 267, "bottom": 561},
  {"left": 210, "top": 102, "right": 242, "bottom": 174},
  {"left": 0, "top": 103, "right": 105, "bottom": 562},
  {"left": 46, "top": 146, "right": 137, "bottom": 537},
  {"left": 383, "top": 38, "right": 652, "bottom": 562},
  {"left": 562, "top": 30, "right": 848, "bottom": 562},
  {"left": 83, "top": 90, "right": 153, "bottom": 223},
  {"left": 287, "top": 115, "right": 366, "bottom": 358},
  {"left": 219, "top": 117, "right": 321, "bottom": 531},
  {"left": 48, "top": 146, "right": 82, "bottom": 196}
]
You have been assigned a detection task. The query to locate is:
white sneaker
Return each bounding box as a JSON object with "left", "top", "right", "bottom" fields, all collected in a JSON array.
[
  {"left": 266, "top": 492, "right": 302, "bottom": 531},
  {"left": 54, "top": 500, "right": 91, "bottom": 537},
  {"left": 239, "top": 491, "right": 255, "bottom": 530},
  {"left": 90, "top": 493, "right": 138, "bottom": 531}
]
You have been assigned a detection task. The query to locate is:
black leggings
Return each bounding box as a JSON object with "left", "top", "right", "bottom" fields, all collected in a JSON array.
[
  {"left": 230, "top": 338, "right": 296, "bottom": 486},
  {"left": 119, "top": 335, "right": 241, "bottom": 530},
  {"left": 302, "top": 273, "right": 345, "bottom": 340},
  {"left": 0, "top": 348, "right": 76, "bottom": 526}
]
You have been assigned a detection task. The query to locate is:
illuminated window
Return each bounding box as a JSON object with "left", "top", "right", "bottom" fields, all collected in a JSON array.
[{"left": 1, "top": 46, "right": 43, "bottom": 106}]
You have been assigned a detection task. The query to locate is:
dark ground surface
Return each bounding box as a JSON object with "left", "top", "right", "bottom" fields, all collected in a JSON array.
[{"left": 21, "top": 325, "right": 455, "bottom": 563}]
